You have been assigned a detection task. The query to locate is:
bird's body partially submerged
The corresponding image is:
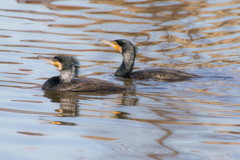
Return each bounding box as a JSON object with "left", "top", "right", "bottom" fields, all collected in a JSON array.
[
  {"left": 39, "top": 55, "right": 126, "bottom": 92},
  {"left": 100, "top": 39, "right": 199, "bottom": 81},
  {"left": 130, "top": 68, "right": 198, "bottom": 81},
  {"left": 42, "top": 77, "right": 126, "bottom": 92}
]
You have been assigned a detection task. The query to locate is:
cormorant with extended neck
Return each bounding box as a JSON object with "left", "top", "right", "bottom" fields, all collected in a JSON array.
[
  {"left": 100, "top": 39, "right": 199, "bottom": 81},
  {"left": 38, "top": 55, "right": 127, "bottom": 92}
]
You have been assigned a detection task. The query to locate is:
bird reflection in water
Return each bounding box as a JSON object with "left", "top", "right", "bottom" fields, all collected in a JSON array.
[
  {"left": 43, "top": 89, "right": 138, "bottom": 120},
  {"left": 121, "top": 80, "right": 138, "bottom": 106},
  {"left": 44, "top": 91, "right": 80, "bottom": 117}
]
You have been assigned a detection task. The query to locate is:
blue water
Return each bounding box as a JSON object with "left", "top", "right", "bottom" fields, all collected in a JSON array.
[{"left": 0, "top": 0, "right": 240, "bottom": 159}]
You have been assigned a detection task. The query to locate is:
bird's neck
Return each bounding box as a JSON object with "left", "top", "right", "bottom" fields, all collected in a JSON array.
[
  {"left": 115, "top": 48, "right": 136, "bottom": 78},
  {"left": 60, "top": 67, "right": 78, "bottom": 83}
]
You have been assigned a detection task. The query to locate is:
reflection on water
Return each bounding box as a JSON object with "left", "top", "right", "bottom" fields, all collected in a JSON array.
[
  {"left": 44, "top": 91, "right": 80, "bottom": 117},
  {"left": 43, "top": 90, "right": 136, "bottom": 118},
  {"left": 0, "top": 0, "right": 240, "bottom": 159}
]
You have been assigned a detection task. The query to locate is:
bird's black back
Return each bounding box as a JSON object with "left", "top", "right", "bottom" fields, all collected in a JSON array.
[
  {"left": 44, "top": 77, "right": 127, "bottom": 92},
  {"left": 130, "top": 68, "right": 199, "bottom": 81}
]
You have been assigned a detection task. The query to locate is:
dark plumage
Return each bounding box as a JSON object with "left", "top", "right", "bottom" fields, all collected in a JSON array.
[
  {"left": 100, "top": 39, "right": 199, "bottom": 81},
  {"left": 39, "top": 55, "right": 127, "bottom": 92}
]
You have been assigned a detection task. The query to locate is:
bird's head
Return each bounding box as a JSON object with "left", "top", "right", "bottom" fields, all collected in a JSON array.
[
  {"left": 39, "top": 55, "right": 79, "bottom": 83},
  {"left": 100, "top": 39, "right": 137, "bottom": 55}
]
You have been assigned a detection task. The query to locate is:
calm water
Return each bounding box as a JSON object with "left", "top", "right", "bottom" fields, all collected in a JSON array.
[{"left": 1, "top": 0, "right": 240, "bottom": 159}]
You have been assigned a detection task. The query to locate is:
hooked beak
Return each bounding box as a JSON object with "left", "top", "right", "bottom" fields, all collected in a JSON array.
[
  {"left": 100, "top": 39, "right": 122, "bottom": 53},
  {"left": 100, "top": 39, "right": 115, "bottom": 48},
  {"left": 38, "top": 56, "right": 62, "bottom": 71}
]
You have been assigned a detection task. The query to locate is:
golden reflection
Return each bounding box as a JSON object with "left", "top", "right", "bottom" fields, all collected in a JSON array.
[
  {"left": 21, "top": 40, "right": 86, "bottom": 44},
  {"left": 49, "top": 121, "right": 77, "bottom": 126},
  {"left": 49, "top": 23, "right": 93, "bottom": 28},
  {"left": 17, "top": 0, "right": 54, "bottom": 4},
  {"left": 0, "top": 107, "right": 56, "bottom": 116},
  {"left": 181, "top": 98, "right": 240, "bottom": 107},
  {"left": 0, "top": 15, "right": 54, "bottom": 22},
  {"left": 11, "top": 100, "right": 43, "bottom": 103},
  {"left": 87, "top": 0, "right": 240, "bottom": 63},
  {"left": 209, "top": 113, "right": 240, "bottom": 117},
  {"left": 217, "top": 131, "right": 240, "bottom": 134},
  {"left": 0, "top": 62, "right": 22, "bottom": 65},
  {"left": 81, "top": 135, "right": 119, "bottom": 141},
  {"left": 0, "top": 28, "right": 88, "bottom": 37},
  {"left": 87, "top": 29, "right": 150, "bottom": 38},
  {"left": 135, "top": 120, "right": 240, "bottom": 127},
  {"left": 10, "top": 0, "right": 240, "bottom": 69},
  {"left": 202, "top": 141, "right": 240, "bottom": 145},
  {"left": 0, "top": 35, "right": 11, "bottom": 38},
  {"left": 46, "top": 3, "right": 95, "bottom": 11},
  {"left": 0, "top": 79, "right": 40, "bottom": 89},
  {"left": 17, "top": 131, "right": 45, "bottom": 136},
  {"left": 140, "top": 108, "right": 178, "bottom": 158},
  {"left": 90, "top": 0, "right": 190, "bottom": 21},
  {"left": 1, "top": 44, "right": 103, "bottom": 52}
]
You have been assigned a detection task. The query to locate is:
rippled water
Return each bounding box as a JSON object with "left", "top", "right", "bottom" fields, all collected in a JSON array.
[{"left": 1, "top": 0, "right": 240, "bottom": 159}]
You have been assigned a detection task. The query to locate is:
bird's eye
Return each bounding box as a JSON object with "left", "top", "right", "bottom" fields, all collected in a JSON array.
[{"left": 52, "top": 58, "right": 58, "bottom": 62}]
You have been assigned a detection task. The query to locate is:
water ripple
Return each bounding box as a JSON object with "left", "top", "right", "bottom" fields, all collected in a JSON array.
[{"left": 0, "top": 0, "right": 240, "bottom": 160}]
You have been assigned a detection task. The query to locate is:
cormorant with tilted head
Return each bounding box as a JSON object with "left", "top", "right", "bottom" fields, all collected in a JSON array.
[{"left": 100, "top": 39, "right": 199, "bottom": 81}]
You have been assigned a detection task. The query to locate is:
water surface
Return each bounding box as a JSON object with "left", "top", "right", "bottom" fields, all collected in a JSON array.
[{"left": 0, "top": 0, "right": 240, "bottom": 159}]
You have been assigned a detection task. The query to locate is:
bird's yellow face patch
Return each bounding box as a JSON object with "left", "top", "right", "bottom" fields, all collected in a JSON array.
[
  {"left": 52, "top": 61, "right": 62, "bottom": 71},
  {"left": 38, "top": 56, "right": 63, "bottom": 71},
  {"left": 112, "top": 41, "right": 122, "bottom": 53},
  {"left": 100, "top": 39, "right": 122, "bottom": 53}
]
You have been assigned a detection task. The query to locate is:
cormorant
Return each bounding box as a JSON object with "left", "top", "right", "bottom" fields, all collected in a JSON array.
[
  {"left": 100, "top": 39, "right": 199, "bottom": 81},
  {"left": 38, "top": 55, "right": 127, "bottom": 92}
]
